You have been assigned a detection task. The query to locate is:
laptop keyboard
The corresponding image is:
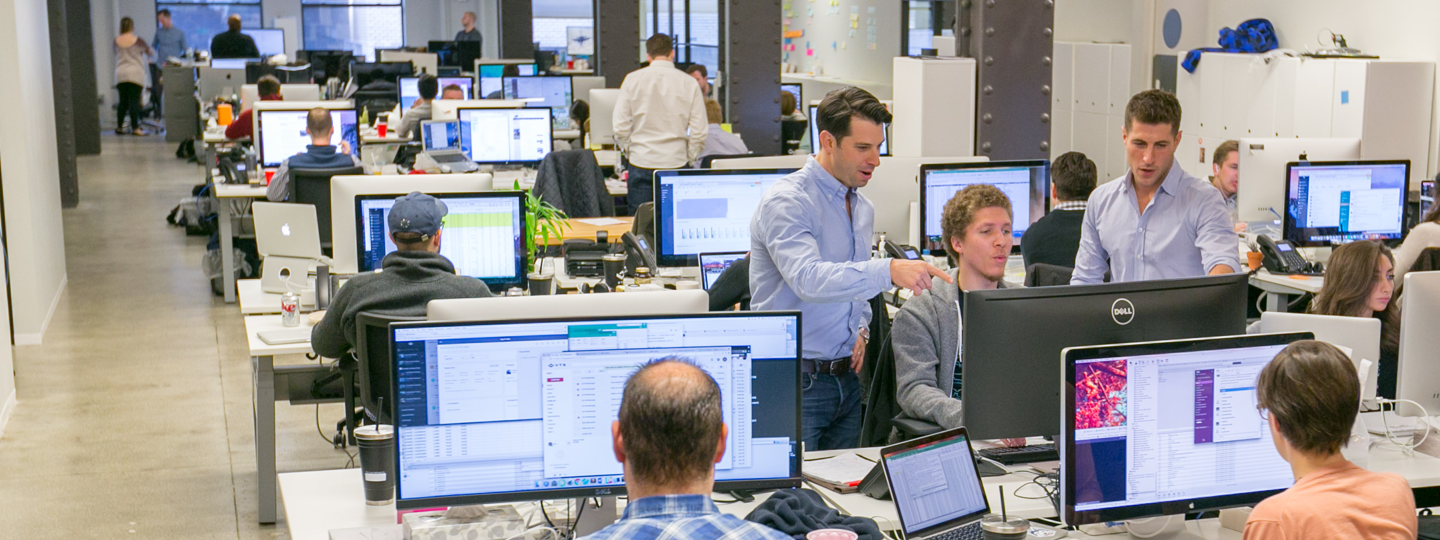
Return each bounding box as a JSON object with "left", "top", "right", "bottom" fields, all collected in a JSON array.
[
  {"left": 432, "top": 153, "right": 472, "bottom": 163},
  {"left": 929, "top": 522, "right": 984, "bottom": 540}
]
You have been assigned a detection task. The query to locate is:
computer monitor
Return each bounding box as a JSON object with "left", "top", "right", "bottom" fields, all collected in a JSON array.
[
  {"left": 456, "top": 107, "right": 553, "bottom": 165},
  {"left": 429, "top": 40, "right": 480, "bottom": 69},
  {"left": 1283, "top": 160, "right": 1410, "bottom": 247},
  {"left": 1259, "top": 312, "right": 1381, "bottom": 405},
  {"left": 781, "top": 84, "right": 801, "bottom": 109},
  {"left": 588, "top": 89, "right": 620, "bottom": 147},
  {"left": 476, "top": 61, "right": 539, "bottom": 98},
  {"left": 400, "top": 76, "right": 474, "bottom": 110},
  {"left": 699, "top": 252, "right": 747, "bottom": 290},
  {"left": 255, "top": 108, "right": 360, "bottom": 167},
  {"left": 1396, "top": 271, "right": 1440, "bottom": 417},
  {"left": 355, "top": 192, "right": 526, "bottom": 290},
  {"left": 654, "top": 169, "right": 796, "bottom": 267},
  {"left": 389, "top": 312, "right": 804, "bottom": 509},
  {"left": 210, "top": 58, "right": 253, "bottom": 70},
  {"left": 1235, "top": 138, "right": 1361, "bottom": 223},
  {"left": 330, "top": 174, "right": 494, "bottom": 275},
  {"left": 961, "top": 274, "right": 1249, "bottom": 440},
  {"left": 420, "top": 120, "right": 460, "bottom": 152},
  {"left": 808, "top": 104, "right": 888, "bottom": 155},
  {"left": 1061, "top": 333, "right": 1311, "bottom": 526},
  {"left": 1422, "top": 180, "right": 1435, "bottom": 220},
  {"left": 299, "top": 50, "right": 355, "bottom": 82},
  {"left": 242, "top": 29, "right": 285, "bottom": 57},
  {"left": 919, "top": 161, "right": 1049, "bottom": 254},
  {"left": 503, "top": 76, "right": 573, "bottom": 130}
]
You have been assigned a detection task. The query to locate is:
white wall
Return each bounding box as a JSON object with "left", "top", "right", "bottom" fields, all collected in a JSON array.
[
  {"left": 781, "top": 0, "right": 900, "bottom": 85},
  {"left": 1054, "top": 0, "right": 1151, "bottom": 97},
  {"left": 0, "top": 0, "right": 69, "bottom": 348}
]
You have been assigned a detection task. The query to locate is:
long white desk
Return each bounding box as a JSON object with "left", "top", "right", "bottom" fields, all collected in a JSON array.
[
  {"left": 238, "top": 278, "right": 317, "bottom": 314},
  {"left": 246, "top": 314, "right": 331, "bottom": 525},
  {"left": 1249, "top": 270, "right": 1324, "bottom": 312}
]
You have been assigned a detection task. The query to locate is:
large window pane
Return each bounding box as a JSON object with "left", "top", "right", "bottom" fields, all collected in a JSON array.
[
  {"left": 907, "top": 1, "right": 934, "bottom": 56},
  {"left": 158, "top": 3, "right": 262, "bottom": 54},
  {"left": 533, "top": 18, "right": 593, "bottom": 51},
  {"left": 302, "top": 5, "right": 404, "bottom": 61}
]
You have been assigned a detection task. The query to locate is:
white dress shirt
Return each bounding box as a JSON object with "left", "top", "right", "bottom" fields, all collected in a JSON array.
[{"left": 613, "top": 59, "right": 708, "bottom": 169}]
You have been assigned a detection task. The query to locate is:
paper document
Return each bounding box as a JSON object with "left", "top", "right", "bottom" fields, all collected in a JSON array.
[
  {"left": 575, "top": 218, "right": 627, "bottom": 226},
  {"left": 802, "top": 453, "right": 875, "bottom": 485}
]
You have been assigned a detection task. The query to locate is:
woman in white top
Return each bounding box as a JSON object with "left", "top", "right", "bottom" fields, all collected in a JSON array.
[
  {"left": 113, "top": 17, "right": 153, "bottom": 135},
  {"left": 1395, "top": 196, "right": 1440, "bottom": 283}
]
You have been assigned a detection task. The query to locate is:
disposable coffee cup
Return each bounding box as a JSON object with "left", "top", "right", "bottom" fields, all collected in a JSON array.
[
  {"left": 980, "top": 514, "right": 1029, "bottom": 540},
  {"left": 674, "top": 280, "right": 700, "bottom": 290},
  {"left": 528, "top": 273, "right": 553, "bottom": 296},
  {"left": 602, "top": 254, "right": 627, "bottom": 291},
  {"left": 355, "top": 425, "right": 396, "bottom": 506}
]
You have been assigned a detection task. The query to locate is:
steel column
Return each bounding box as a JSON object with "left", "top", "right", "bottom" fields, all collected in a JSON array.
[
  {"left": 960, "top": 0, "right": 1053, "bottom": 160},
  {"left": 724, "top": 0, "right": 783, "bottom": 156},
  {"left": 595, "top": 0, "right": 643, "bottom": 88}
]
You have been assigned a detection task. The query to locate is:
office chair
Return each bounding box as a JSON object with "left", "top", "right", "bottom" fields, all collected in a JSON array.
[
  {"left": 533, "top": 149, "right": 614, "bottom": 217},
  {"left": 780, "top": 119, "right": 808, "bottom": 155},
  {"left": 354, "top": 312, "right": 425, "bottom": 427},
  {"left": 1409, "top": 247, "right": 1440, "bottom": 274},
  {"left": 289, "top": 165, "right": 364, "bottom": 251},
  {"left": 1024, "top": 263, "right": 1075, "bottom": 287},
  {"left": 632, "top": 201, "right": 655, "bottom": 250},
  {"left": 699, "top": 153, "right": 753, "bottom": 169}
]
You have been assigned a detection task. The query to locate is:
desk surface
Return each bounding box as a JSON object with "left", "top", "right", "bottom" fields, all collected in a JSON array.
[
  {"left": 214, "top": 182, "right": 268, "bottom": 198},
  {"left": 543, "top": 217, "right": 634, "bottom": 245},
  {"left": 1250, "top": 270, "right": 1324, "bottom": 294},
  {"left": 238, "top": 279, "right": 314, "bottom": 315},
  {"left": 244, "top": 315, "right": 314, "bottom": 356}
]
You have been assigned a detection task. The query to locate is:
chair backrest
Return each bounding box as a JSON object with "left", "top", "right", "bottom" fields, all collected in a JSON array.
[
  {"left": 290, "top": 166, "right": 364, "bottom": 248},
  {"left": 1411, "top": 248, "right": 1440, "bottom": 274},
  {"left": 699, "top": 153, "right": 754, "bottom": 169},
  {"left": 1024, "top": 263, "right": 1074, "bottom": 288},
  {"left": 535, "top": 149, "right": 612, "bottom": 218},
  {"left": 632, "top": 201, "right": 655, "bottom": 248},
  {"left": 354, "top": 311, "right": 425, "bottom": 424}
]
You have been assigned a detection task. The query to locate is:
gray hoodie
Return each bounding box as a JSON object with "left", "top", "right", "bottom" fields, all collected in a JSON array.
[{"left": 892, "top": 268, "right": 1005, "bottom": 430}]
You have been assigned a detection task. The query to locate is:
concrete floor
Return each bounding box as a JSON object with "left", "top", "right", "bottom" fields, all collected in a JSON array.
[{"left": 0, "top": 135, "right": 354, "bottom": 538}]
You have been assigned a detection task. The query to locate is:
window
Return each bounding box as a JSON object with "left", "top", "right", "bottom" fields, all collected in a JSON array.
[
  {"left": 302, "top": 0, "right": 404, "bottom": 61},
  {"left": 642, "top": 0, "right": 720, "bottom": 76},
  {"left": 157, "top": 0, "right": 262, "bottom": 54},
  {"left": 533, "top": 18, "right": 593, "bottom": 52},
  {"left": 903, "top": 0, "right": 955, "bottom": 56}
]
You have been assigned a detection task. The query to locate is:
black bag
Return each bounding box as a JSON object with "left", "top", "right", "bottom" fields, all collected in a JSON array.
[{"left": 1417, "top": 508, "right": 1440, "bottom": 540}]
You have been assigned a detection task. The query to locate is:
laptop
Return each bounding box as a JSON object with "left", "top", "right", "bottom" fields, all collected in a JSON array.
[
  {"left": 880, "top": 427, "right": 991, "bottom": 540},
  {"left": 253, "top": 202, "right": 323, "bottom": 259},
  {"left": 699, "top": 251, "right": 747, "bottom": 290},
  {"left": 420, "top": 120, "right": 475, "bottom": 167}
]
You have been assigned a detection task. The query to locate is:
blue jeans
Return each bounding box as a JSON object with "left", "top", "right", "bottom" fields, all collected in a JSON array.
[
  {"left": 802, "top": 369, "right": 863, "bottom": 451},
  {"left": 625, "top": 163, "right": 656, "bottom": 214}
]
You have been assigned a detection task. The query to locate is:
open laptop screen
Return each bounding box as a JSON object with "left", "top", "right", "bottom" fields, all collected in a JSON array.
[{"left": 883, "top": 429, "right": 988, "bottom": 535}]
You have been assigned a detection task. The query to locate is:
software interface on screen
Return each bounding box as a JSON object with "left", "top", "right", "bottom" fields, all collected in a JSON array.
[
  {"left": 210, "top": 58, "right": 251, "bottom": 70},
  {"left": 781, "top": 84, "right": 801, "bottom": 106},
  {"left": 478, "top": 64, "right": 539, "bottom": 97},
  {"left": 503, "top": 77, "right": 572, "bottom": 130},
  {"left": 1422, "top": 181, "right": 1435, "bottom": 220},
  {"left": 422, "top": 121, "right": 460, "bottom": 151},
  {"left": 401, "top": 77, "right": 475, "bottom": 109},
  {"left": 242, "top": 29, "right": 284, "bottom": 57},
  {"left": 808, "top": 105, "right": 888, "bottom": 154},
  {"left": 657, "top": 171, "right": 790, "bottom": 259},
  {"left": 884, "top": 434, "right": 987, "bottom": 533},
  {"left": 257, "top": 109, "right": 359, "bottom": 167},
  {"left": 391, "top": 315, "right": 801, "bottom": 502},
  {"left": 700, "top": 253, "right": 748, "bottom": 290},
  {"left": 457, "top": 108, "right": 552, "bottom": 164},
  {"left": 924, "top": 166, "right": 1036, "bottom": 241},
  {"left": 358, "top": 196, "right": 523, "bottom": 281},
  {"left": 1070, "top": 344, "right": 1294, "bottom": 512},
  {"left": 1286, "top": 163, "right": 1408, "bottom": 244}
]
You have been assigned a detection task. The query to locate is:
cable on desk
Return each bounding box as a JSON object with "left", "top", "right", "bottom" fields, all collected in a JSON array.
[{"left": 1376, "top": 398, "right": 1431, "bottom": 454}]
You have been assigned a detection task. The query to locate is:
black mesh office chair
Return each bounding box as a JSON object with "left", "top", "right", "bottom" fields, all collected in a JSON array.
[
  {"left": 354, "top": 312, "right": 425, "bottom": 426},
  {"left": 289, "top": 165, "right": 364, "bottom": 250},
  {"left": 533, "top": 149, "right": 614, "bottom": 218},
  {"left": 781, "top": 120, "right": 808, "bottom": 155},
  {"left": 1024, "top": 263, "right": 1075, "bottom": 287}
]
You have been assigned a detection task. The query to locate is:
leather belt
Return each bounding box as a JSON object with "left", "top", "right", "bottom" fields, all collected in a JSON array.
[{"left": 801, "top": 357, "right": 852, "bottom": 375}]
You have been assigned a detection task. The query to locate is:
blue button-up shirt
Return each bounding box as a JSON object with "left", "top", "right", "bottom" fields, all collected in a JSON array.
[
  {"left": 580, "top": 494, "right": 791, "bottom": 540},
  {"left": 750, "top": 157, "right": 892, "bottom": 360},
  {"left": 153, "top": 26, "right": 187, "bottom": 65},
  {"left": 1071, "top": 164, "right": 1241, "bottom": 284}
]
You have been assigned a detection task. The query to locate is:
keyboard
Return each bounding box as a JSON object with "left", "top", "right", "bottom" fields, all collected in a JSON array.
[
  {"left": 431, "top": 151, "right": 472, "bottom": 164},
  {"left": 978, "top": 443, "right": 1059, "bottom": 465},
  {"left": 928, "top": 522, "right": 984, "bottom": 540},
  {"left": 258, "top": 327, "right": 311, "bottom": 345}
]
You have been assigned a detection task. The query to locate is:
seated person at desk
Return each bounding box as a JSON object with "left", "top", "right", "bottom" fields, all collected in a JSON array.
[
  {"left": 1244, "top": 340, "right": 1416, "bottom": 540},
  {"left": 695, "top": 99, "right": 748, "bottom": 164},
  {"left": 1310, "top": 240, "right": 1401, "bottom": 399},
  {"left": 225, "top": 75, "right": 281, "bottom": 140},
  {"left": 1210, "top": 139, "right": 1246, "bottom": 232},
  {"left": 439, "top": 83, "right": 465, "bottom": 101},
  {"left": 892, "top": 185, "right": 1013, "bottom": 437},
  {"left": 1021, "top": 151, "right": 1094, "bottom": 268},
  {"left": 781, "top": 91, "right": 805, "bottom": 122},
  {"left": 1395, "top": 195, "right": 1440, "bottom": 283},
  {"left": 209, "top": 15, "right": 259, "bottom": 59},
  {"left": 396, "top": 74, "right": 438, "bottom": 141},
  {"left": 310, "top": 192, "right": 494, "bottom": 357},
  {"left": 265, "top": 108, "right": 362, "bottom": 201},
  {"left": 580, "top": 358, "right": 789, "bottom": 540}
]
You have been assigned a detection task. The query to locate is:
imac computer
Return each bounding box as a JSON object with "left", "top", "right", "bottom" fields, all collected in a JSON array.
[
  {"left": 654, "top": 168, "right": 797, "bottom": 267},
  {"left": 1236, "top": 138, "right": 1361, "bottom": 224},
  {"left": 588, "top": 89, "right": 620, "bottom": 147},
  {"left": 455, "top": 107, "right": 553, "bottom": 165},
  {"left": 1062, "top": 333, "right": 1312, "bottom": 530},
  {"left": 210, "top": 58, "right": 254, "bottom": 70},
  {"left": 808, "top": 104, "right": 888, "bottom": 155},
  {"left": 1260, "top": 312, "right": 1381, "bottom": 404},
  {"left": 476, "top": 61, "right": 539, "bottom": 97},
  {"left": 389, "top": 312, "right": 803, "bottom": 509},
  {"left": 255, "top": 108, "right": 359, "bottom": 168},
  {"left": 700, "top": 252, "right": 748, "bottom": 290},
  {"left": 1283, "top": 160, "right": 1410, "bottom": 247},
  {"left": 919, "top": 161, "right": 1049, "bottom": 254},
  {"left": 502, "top": 76, "right": 574, "bottom": 130},
  {"left": 1422, "top": 180, "right": 1435, "bottom": 219},
  {"left": 1396, "top": 271, "right": 1440, "bottom": 417},
  {"left": 961, "top": 274, "right": 1249, "bottom": 441},
  {"left": 399, "top": 76, "right": 474, "bottom": 109},
  {"left": 242, "top": 29, "right": 285, "bottom": 57},
  {"left": 355, "top": 192, "right": 526, "bottom": 290}
]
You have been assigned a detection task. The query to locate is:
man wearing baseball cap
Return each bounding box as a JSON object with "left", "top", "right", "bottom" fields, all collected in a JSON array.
[{"left": 311, "top": 192, "right": 494, "bottom": 357}]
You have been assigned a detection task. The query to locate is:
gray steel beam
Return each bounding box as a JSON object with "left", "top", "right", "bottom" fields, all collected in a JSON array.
[
  {"left": 595, "top": 0, "right": 642, "bottom": 88},
  {"left": 724, "top": 0, "right": 783, "bottom": 156},
  {"left": 961, "top": 0, "right": 1053, "bottom": 160},
  {"left": 499, "top": 0, "right": 535, "bottom": 59}
]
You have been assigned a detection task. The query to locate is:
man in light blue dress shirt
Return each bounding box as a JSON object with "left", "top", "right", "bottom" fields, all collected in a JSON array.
[
  {"left": 750, "top": 87, "right": 951, "bottom": 450},
  {"left": 151, "top": 9, "right": 187, "bottom": 115},
  {"left": 1071, "top": 90, "right": 1240, "bottom": 284}
]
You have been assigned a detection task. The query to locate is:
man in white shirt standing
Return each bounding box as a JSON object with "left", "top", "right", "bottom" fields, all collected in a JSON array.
[{"left": 614, "top": 33, "right": 708, "bottom": 213}]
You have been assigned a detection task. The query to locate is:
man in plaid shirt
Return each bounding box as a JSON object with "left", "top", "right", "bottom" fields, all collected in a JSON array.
[{"left": 580, "top": 358, "right": 790, "bottom": 540}]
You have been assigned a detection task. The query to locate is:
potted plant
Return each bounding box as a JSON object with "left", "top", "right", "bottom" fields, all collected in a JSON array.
[{"left": 517, "top": 180, "right": 570, "bottom": 273}]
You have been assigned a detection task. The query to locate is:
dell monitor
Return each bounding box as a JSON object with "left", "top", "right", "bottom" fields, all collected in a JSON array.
[
  {"left": 503, "top": 76, "right": 573, "bottom": 130},
  {"left": 455, "top": 107, "right": 553, "bottom": 165},
  {"left": 400, "top": 76, "right": 474, "bottom": 110},
  {"left": 242, "top": 29, "right": 285, "bottom": 57},
  {"left": 919, "top": 161, "right": 1049, "bottom": 254},
  {"left": 389, "top": 312, "right": 803, "bottom": 509},
  {"left": 808, "top": 104, "right": 887, "bottom": 155},
  {"left": 256, "top": 108, "right": 360, "bottom": 168},
  {"left": 1062, "top": 333, "right": 1311, "bottom": 526},
  {"left": 655, "top": 168, "right": 796, "bottom": 267},
  {"left": 355, "top": 192, "right": 526, "bottom": 290},
  {"left": 1284, "top": 160, "right": 1410, "bottom": 247},
  {"left": 477, "top": 61, "right": 539, "bottom": 98},
  {"left": 961, "top": 274, "right": 1249, "bottom": 441}
]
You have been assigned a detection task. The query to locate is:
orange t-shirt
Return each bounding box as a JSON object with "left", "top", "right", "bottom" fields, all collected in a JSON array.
[{"left": 1243, "top": 461, "right": 1416, "bottom": 540}]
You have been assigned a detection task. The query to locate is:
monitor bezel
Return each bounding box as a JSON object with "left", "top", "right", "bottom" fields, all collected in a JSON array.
[
  {"left": 500, "top": 74, "right": 575, "bottom": 106},
  {"left": 918, "top": 159, "right": 1051, "bottom": 255},
  {"left": 653, "top": 168, "right": 798, "bottom": 268},
  {"left": 880, "top": 427, "right": 990, "bottom": 537},
  {"left": 454, "top": 106, "right": 555, "bottom": 166},
  {"left": 1282, "top": 159, "right": 1412, "bottom": 248},
  {"left": 255, "top": 106, "right": 359, "bottom": 168},
  {"left": 475, "top": 60, "right": 540, "bottom": 97},
  {"left": 352, "top": 191, "right": 527, "bottom": 290},
  {"left": 698, "top": 251, "right": 749, "bottom": 290},
  {"left": 387, "top": 310, "right": 805, "bottom": 510},
  {"left": 1061, "top": 332, "right": 1314, "bottom": 526}
]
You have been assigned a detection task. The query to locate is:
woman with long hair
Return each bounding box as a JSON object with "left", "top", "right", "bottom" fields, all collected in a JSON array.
[
  {"left": 1394, "top": 185, "right": 1440, "bottom": 283},
  {"left": 114, "top": 16, "right": 154, "bottom": 135},
  {"left": 1310, "top": 240, "right": 1400, "bottom": 398}
]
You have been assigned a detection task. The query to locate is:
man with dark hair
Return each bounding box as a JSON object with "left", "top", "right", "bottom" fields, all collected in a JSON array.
[
  {"left": 581, "top": 358, "right": 789, "bottom": 540},
  {"left": 1071, "top": 89, "right": 1239, "bottom": 284},
  {"left": 210, "top": 14, "right": 259, "bottom": 59},
  {"left": 397, "top": 74, "right": 439, "bottom": 140},
  {"left": 439, "top": 84, "right": 465, "bottom": 100},
  {"left": 311, "top": 192, "right": 494, "bottom": 357},
  {"left": 1244, "top": 340, "right": 1416, "bottom": 539},
  {"left": 225, "top": 75, "right": 282, "bottom": 140},
  {"left": 152, "top": 9, "right": 187, "bottom": 114},
  {"left": 685, "top": 64, "right": 710, "bottom": 97},
  {"left": 1021, "top": 151, "right": 1096, "bottom": 268},
  {"left": 614, "top": 33, "right": 708, "bottom": 212},
  {"left": 265, "top": 108, "right": 362, "bottom": 201},
  {"left": 1210, "top": 139, "right": 1245, "bottom": 231},
  {"left": 751, "top": 87, "right": 951, "bottom": 450}
]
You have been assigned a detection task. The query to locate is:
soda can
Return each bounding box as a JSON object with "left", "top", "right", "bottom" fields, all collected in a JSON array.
[{"left": 281, "top": 292, "right": 300, "bottom": 327}]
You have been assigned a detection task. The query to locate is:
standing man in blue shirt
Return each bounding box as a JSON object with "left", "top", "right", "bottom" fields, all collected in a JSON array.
[
  {"left": 1071, "top": 90, "right": 1240, "bottom": 284},
  {"left": 151, "top": 9, "right": 187, "bottom": 115},
  {"left": 750, "top": 87, "right": 952, "bottom": 451}
]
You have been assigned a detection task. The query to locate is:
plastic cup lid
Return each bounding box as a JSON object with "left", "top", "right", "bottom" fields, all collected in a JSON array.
[
  {"left": 354, "top": 424, "right": 394, "bottom": 440},
  {"left": 980, "top": 514, "right": 1030, "bottom": 534},
  {"left": 805, "top": 529, "right": 859, "bottom": 540}
]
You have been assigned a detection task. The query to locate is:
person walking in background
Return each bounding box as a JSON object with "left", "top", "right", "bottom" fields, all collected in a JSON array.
[
  {"left": 114, "top": 16, "right": 154, "bottom": 136},
  {"left": 150, "top": 9, "right": 187, "bottom": 117}
]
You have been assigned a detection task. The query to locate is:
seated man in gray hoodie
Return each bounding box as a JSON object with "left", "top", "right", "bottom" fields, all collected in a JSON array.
[
  {"left": 310, "top": 192, "right": 494, "bottom": 357},
  {"left": 892, "top": 184, "right": 1012, "bottom": 435}
]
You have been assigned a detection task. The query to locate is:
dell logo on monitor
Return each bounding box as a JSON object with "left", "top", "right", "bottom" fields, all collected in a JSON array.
[{"left": 1111, "top": 298, "right": 1135, "bottom": 325}]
